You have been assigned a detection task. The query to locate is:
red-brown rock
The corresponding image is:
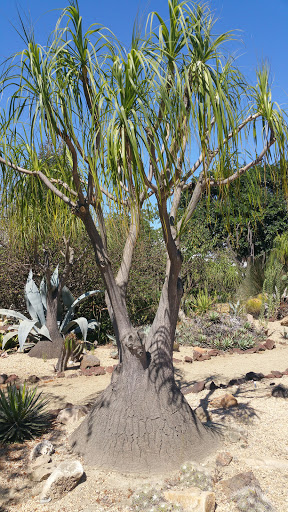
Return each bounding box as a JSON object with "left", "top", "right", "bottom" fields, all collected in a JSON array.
[
  {"left": 270, "top": 370, "right": 283, "bottom": 378},
  {"left": 208, "top": 349, "right": 219, "bottom": 357},
  {"left": 172, "top": 358, "right": 182, "bottom": 364},
  {"left": 6, "top": 374, "right": 19, "bottom": 384},
  {"left": 216, "top": 452, "right": 233, "bottom": 466},
  {"left": 81, "top": 366, "right": 106, "bottom": 376},
  {"left": 184, "top": 356, "right": 193, "bottom": 363},
  {"left": 264, "top": 339, "right": 275, "bottom": 350}
]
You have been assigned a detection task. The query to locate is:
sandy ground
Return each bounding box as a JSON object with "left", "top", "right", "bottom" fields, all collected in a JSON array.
[{"left": 1, "top": 320, "right": 288, "bottom": 511}]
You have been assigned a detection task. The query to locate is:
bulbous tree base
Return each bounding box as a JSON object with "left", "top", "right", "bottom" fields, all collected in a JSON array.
[
  {"left": 70, "top": 365, "right": 219, "bottom": 474},
  {"left": 28, "top": 339, "right": 63, "bottom": 360}
]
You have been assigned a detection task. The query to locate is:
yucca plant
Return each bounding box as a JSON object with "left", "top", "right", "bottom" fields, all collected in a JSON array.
[{"left": 0, "top": 384, "right": 51, "bottom": 443}]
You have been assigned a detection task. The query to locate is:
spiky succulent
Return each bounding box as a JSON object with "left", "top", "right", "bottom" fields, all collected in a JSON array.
[{"left": 0, "top": 384, "right": 51, "bottom": 443}]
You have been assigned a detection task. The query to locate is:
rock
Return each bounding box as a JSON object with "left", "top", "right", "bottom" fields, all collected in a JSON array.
[
  {"left": 220, "top": 471, "right": 261, "bottom": 498},
  {"left": 270, "top": 370, "right": 283, "bottom": 378},
  {"left": 216, "top": 452, "right": 233, "bottom": 466},
  {"left": 6, "top": 374, "right": 19, "bottom": 384},
  {"left": 40, "top": 460, "right": 84, "bottom": 501},
  {"left": 228, "top": 378, "right": 245, "bottom": 386},
  {"left": 105, "top": 366, "right": 115, "bottom": 373},
  {"left": 173, "top": 357, "right": 182, "bottom": 363},
  {"left": 264, "top": 339, "right": 275, "bottom": 350},
  {"left": 191, "top": 381, "right": 206, "bottom": 393},
  {"left": 164, "top": 488, "right": 215, "bottom": 512},
  {"left": 0, "top": 374, "right": 8, "bottom": 384},
  {"left": 30, "top": 463, "right": 56, "bottom": 482},
  {"left": 246, "top": 314, "right": 254, "bottom": 323},
  {"left": 173, "top": 342, "right": 180, "bottom": 352},
  {"left": 81, "top": 366, "right": 106, "bottom": 376},
  {"left": 220, "top": 394, "right": 238, "bottom": 409},
  {"left": 256, "top": 343, "right": 266, "bottom": 351},
  {"left": 271, "top": 384, "right": 288, "bottom": 398},
  {"left": 232, "top": 348, "right": 243, "bottom": 354},
  {"left": 245, "top": 371, "right": 264, "bottom": 381},
  {"left": 184, "top": 356, "right": 193, "bottom": 363},
  {"left": 265, "top": 373, "right": 275, "bottom": 379},
  {"left": 80, "top": 354, "right": 100, "bottom": 371},
  {"left": 66, "top": 373, "right": 79, "bottom": 379},
  {"left": 31, "top": 454, "right": 52, "bottom": 469},
  {"left": 182, "top": 381, "right": 206, "bottom": 395},
  {"left": 57, "top": 372, "right": 65, "bottom": 378},
  {"left": 110, "top": 350, "right": 118, "bottom": 360},
  {"left": 195, "top": 406, "right": 211, "bottom": 423},
  {"left": 193, "top": 347, "right": 208, "bottom": 354},
  {"left": 193, "top": 351, "right": 211, "bottom": 362},
  {"left": 207, "top": 349, "right": 219, "bottom": 357},
  {"left": 26, "top": 375, "right": 40, "bottom": 384},
  {"left": 280, "top": 315, "right": 288, "bottom": 326},
  {"left": 30, "top": 441, "right": 54, "bottom": 461},
  {"left": 57, "top": 405, "right": 88, "bottom": 425}
]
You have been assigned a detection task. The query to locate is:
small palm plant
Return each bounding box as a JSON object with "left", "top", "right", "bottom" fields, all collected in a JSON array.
[{"left": 0, "top": 384, "right": 51, "bottom": 443}]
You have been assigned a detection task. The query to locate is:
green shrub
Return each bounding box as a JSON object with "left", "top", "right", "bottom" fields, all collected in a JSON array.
[
  {"left": 0, "top": 384, "right": 51, "bottom": 443},
  {"left": 246, "top": 297, "right": 262, "bottom": 317}
]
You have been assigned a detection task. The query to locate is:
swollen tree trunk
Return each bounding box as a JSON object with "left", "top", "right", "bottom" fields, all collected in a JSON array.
[{"left": 70, "top": 257, "right": 218, "bottom": 474}]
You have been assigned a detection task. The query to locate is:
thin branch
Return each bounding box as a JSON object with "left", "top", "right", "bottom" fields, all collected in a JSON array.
[
  {"left": 0, "top": 156, "right": 76, "bottom": 207},
  {"left": 209, "top": 136, "right": 276, "bottom": 187}
]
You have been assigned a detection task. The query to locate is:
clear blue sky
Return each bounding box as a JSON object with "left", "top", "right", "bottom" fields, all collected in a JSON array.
[{"left": 0, "top": 0, "right": 287, "bottom": 108}]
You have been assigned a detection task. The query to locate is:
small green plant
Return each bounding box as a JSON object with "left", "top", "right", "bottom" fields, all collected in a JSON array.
[
  {"left": 208, "top": 311, "right": 220, "bottom": 322},
  {"left": 190, "top": 288, "right": 215, "bottom": 315},
  {"left": 229, "top": 300, "right": 243, "bottom": 316},
  {"left": 0, "top": 384, "right": 51, "bottom": 443}
]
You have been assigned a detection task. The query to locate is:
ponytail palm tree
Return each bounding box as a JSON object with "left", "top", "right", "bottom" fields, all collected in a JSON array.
[{"left": 1, "top": 1, "right": 287, "bottom": 473}]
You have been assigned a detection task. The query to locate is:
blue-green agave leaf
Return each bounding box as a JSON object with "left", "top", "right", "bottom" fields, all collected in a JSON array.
[
  {"left": 2, "top": 331, "right": 18, "bottom": 348},
  {"left": 0, "top": 309, "right": 28, "bottom": 322},
  {"left": 39, "top": 278, "right": 47, "bottom": 312},
  {"left": 18, "top": 319, "right": 38, "bottom": 351},
  {"left": 61, "top": 286, "right": 75, "bottom": 308},
  {"left": 62, "top": 317, "right": 88, "bottom": 340},
  {"left": 25, "top": 270, "right": 46, "bottom": 326},
  {"left": 37, "top": 325, "right": 52, "bottom": 340},
  {"left": 60, "top": 290, "right": 103, "bottom": 332},
  {"left": 50, "top": 265, "right": 59, "bottom": 291}
]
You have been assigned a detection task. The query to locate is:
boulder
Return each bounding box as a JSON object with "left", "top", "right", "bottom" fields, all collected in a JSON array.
[
  {"left": 30, "top": 441, "right": 54, "bottom": 461},
  {"left": 30, "top": 462, "right": 56, "bottom": 482},
  {"left": 57, "top": 405, "right": 88, "bottom": 425},
  {"left": 40, "top": 460, "right": 84, "bottom": 502},
  {"left": 80, "top": 354, "right": 100, "bottom": 371},
  {"left": 220, "top": 394, "right": 238, "bottom": 409},
  {"left": 220, "top": 471, "right": 261, "bottom": 498},
  {"left": 164, "top": 488, "right": 215, "bottom": 512}
]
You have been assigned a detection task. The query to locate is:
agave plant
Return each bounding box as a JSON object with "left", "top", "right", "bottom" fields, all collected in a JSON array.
[
  {"left": 0, "top": 383, "right": 51, "bottom": 443},
  {"left": 0, "top": 268, "right": 102, "bottom": 351}
]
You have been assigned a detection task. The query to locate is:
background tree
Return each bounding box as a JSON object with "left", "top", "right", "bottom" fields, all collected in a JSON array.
[{"left": 1, "top": 1, "right": 287, "bottom": 473}]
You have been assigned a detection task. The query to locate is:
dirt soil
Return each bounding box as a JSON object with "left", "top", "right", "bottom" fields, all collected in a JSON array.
[{"left": 1, "top": 319, "right": 288, "bottom": 512}]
